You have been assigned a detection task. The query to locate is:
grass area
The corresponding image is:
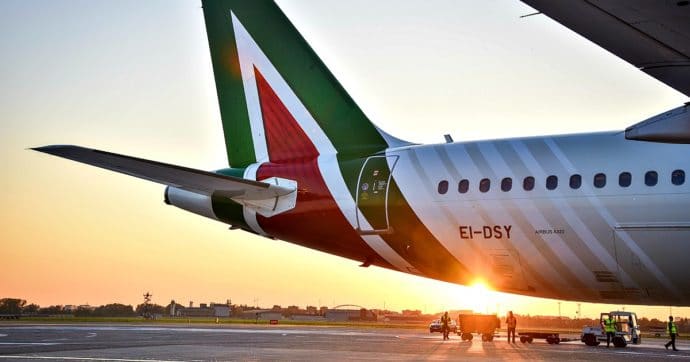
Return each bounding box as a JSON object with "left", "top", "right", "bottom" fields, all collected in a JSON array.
[{"left": 4, "top": 316, "right": 426, "bottom": 329}]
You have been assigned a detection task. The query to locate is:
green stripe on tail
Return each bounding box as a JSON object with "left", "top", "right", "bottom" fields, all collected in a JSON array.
[{"left": 202, "top": 0, "right": 388, "bottom": 165}]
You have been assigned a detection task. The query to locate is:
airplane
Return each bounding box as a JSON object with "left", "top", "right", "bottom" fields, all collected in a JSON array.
[{"left": 33, "top": 0, "right": 690, "bottom": 306}]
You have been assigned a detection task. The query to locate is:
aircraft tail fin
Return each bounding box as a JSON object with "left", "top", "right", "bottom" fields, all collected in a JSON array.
[{"left": 202, "top": 0, "right": 399, "bottom": 167}]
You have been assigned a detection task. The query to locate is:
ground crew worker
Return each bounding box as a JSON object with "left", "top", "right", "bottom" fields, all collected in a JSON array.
[
  {"left": 506, "top": 311, "right": 517, "bottom": 343},
  {"left": 441, "top": 311, "right": 450, "bottom": 340},
  {"left": 603, "top": 314, "right": 616, "bottom": 347},
  {"left": 665, "top": 316, "right": 679, "bottom": 351}
]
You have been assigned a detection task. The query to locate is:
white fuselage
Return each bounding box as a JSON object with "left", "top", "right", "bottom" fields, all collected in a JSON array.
[{"left": 388, "top": 131, "right": 690, "bottom": 305}]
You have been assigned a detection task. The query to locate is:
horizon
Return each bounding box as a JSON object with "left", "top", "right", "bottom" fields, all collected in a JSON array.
[
  {"left": 2, "top": 0, "right": 688, "bottom": 322},
  {"left": 4, "top": 295, "right": 686, "bottom": 322}
]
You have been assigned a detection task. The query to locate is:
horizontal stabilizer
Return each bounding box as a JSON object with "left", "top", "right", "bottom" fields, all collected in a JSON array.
[{"left": 32, "top": 145, "right": 297, "bottom": 214}]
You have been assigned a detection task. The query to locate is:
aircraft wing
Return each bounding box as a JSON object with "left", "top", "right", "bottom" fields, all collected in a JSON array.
[
  {"left": 521, "top": 0, "right": 690, "bottom": 97},
  {"left": 31, "top": 145, "right": 295, "bottom": 202}
]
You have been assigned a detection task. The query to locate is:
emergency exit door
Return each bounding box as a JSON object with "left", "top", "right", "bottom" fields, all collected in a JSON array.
[{"left": 356, "top": 156, "right": 398, "bottom": 234}]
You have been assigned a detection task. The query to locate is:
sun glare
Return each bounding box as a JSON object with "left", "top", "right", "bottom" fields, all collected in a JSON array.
[
  {"left": 470, "top": 279, "right": 490, "bottom": 292},
  {"left": 465, "top": 279, "right": 495, "bottom": 314}
]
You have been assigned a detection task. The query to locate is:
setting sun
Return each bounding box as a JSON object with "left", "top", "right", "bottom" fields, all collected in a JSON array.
[
  {"left": 465, "top": 280, "right": 494, "bottom": 314},
  {"left": 470, "top": 279, "right": 491, "bottom": 292}
]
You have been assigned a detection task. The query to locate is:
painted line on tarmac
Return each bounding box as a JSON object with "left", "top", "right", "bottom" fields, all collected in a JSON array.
[
  {"left": 527, "top": 346, "right": 690, "bottom": 359},
  {"left": 395, "top": 335, "right": 441, "bottom": 340},
  {"left": 2, "top": 325, "right": 383, "bottom": 337},
  {"left": 0, "top": 343, "right": 61, "bottom": 346}
]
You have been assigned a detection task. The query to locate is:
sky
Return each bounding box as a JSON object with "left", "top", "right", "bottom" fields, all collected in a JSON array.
[{"left": 1, "top": 0, "right": 688, "bottom": 320}]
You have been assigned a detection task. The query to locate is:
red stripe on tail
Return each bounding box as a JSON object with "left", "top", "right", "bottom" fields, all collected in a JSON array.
[
  {"left": 252, "top": 68, "right": 387, "bottom": 266},
  {"left": 255, "top": 67, "right": 319, "bottom": 163}
]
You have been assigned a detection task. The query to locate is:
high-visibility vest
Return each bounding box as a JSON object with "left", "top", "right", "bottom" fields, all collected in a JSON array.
[
  {"left": 604, "top": 318, "right": 615, "bottom": 332},
  {"left": 668, "top": 321, "right": 678, "bottom": 334}
]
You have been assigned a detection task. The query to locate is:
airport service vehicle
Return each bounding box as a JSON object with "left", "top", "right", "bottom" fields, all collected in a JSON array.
[
  {"left": 581, "top": 311, "right": 641, "bottom": 348},
  {"left": 429, "top": 319, "right": 457, "bottom": 334},
  {"left": 518, "top": 331, "right": 561, "bottom": 344},
  {"left": 33, "top": 1, "right": 690, "bottom": 307},
  {"left": 649, "top": 326, "right": 667, "bottom": 338},
  {"left": 457, "top": 314, "right": 500, "bottom": 341}
]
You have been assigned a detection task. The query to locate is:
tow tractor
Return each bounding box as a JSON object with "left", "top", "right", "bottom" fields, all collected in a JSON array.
[{"left": 581, "top": 311, "right": 641, "bottom": 348}]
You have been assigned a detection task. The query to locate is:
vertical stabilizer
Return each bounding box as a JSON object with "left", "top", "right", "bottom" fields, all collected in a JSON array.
[{"left": 202, "top": 0, "right": 392, "bottom": 167}]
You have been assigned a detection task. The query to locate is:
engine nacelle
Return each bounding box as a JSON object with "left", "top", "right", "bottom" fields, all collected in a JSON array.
[{"left": 164, "top": 186, "right": 218, "bottom": 221}]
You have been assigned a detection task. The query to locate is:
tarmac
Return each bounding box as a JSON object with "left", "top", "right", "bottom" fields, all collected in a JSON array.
[{"left": 0, "top": 323, "right": 688, "bottom": 361}]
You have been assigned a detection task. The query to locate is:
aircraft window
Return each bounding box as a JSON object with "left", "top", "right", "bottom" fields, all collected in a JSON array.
[
  {"left": 479, "top": 178, "right": 491, "bottom": 193},
  {"left": 546, "top": 175, "right": 558, "bottom": 190},
  {"left": 593, "top": 173, "right": 606, "bottom": 188},
  {"left": 645, "top": 171, "right": 658, "bottom": 186},
  {"left": 523, "top": 176, "right": 535, "bottom": 191},
  {"left": 672, "top": 169, "right": 685, "bottom": 185},
  {"left": 438, "top": 180, "right": 449, "bottom": 194},
  {"left": 569, "top": 174, "right": 581, "bottom": 189},
  {"left": 458, "top": 179, "right": 469, "bottom": 194},
  {"left": 619, "top": 172, "right": 631, "bottom": 187},
  {"left": 501, "top": 177, "right": 512, "bottom": 192}
]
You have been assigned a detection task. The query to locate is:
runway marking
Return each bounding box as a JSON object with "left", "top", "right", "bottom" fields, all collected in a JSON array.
[
  {"left": 525, "top": 346, "right": 690, "bottom": 359},
  {"left": 2, "top": 325, "right": 380, "bottom": 336},
  {"left": 0, "top": 334, "right": 7, "bottom": 337},
  {"left": 85, "top": 333, "right": 97, "bottom": 338},
  {"left": 0, "top": 357, "right": 202, "bottom": 362},
  {"left": 0, "top": 343, "right": 60, "bottom": 346}
]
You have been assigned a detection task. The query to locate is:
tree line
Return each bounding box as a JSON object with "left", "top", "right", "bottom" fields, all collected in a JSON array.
[{"left": 0, "top": 298, "right": 165, "bottom": 318}]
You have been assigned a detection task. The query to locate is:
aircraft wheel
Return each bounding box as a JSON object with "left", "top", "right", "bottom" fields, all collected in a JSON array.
[
  {"left": 527, "top": 337, "right": 534, "bottom": 343},
  {"left": 520, "top": 336, "right": 527, "bottom": 343}
]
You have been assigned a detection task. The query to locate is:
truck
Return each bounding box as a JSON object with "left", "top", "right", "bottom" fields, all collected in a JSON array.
[
  {"left": 581, "top": 311, "right": 641, "bottom": 348},
  {"left": 456, "top": 313, "right": 500, "bottom": 341}
]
